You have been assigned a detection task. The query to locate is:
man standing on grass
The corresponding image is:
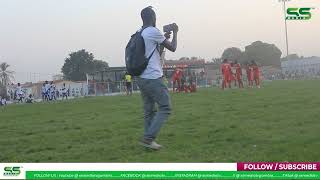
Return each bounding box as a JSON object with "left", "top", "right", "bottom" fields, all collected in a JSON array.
[
  {"left": 61, "top": 83, "right": 68, "bottom": 100},
  {"left": 172, "top": 68, "right": 183, "bottom": 92},
  {"left": 234, "top": 60, "right": 244, "bottom": 89},
  {"left": 137, "top": 7, "right": 178, "bottom": 150},
  {"left": 245, "top": 63, "right": 253, "bottom": 88},
  {"left": 252, "top": 60, "right": 261, "bottom": 88},
  {"left": 125, "top": 72, "right": 133, "bottom": 96},
  {"left": 221, "top": 59, "right": 231, "bottom": 90}
]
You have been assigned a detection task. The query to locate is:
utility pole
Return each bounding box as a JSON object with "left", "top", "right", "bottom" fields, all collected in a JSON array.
[{"left": 279, "top": 0, "right": 290, "bottom": 57}]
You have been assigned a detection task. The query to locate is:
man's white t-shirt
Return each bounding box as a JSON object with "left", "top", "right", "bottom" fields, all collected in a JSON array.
[{"left": 140, "top": 27, "right": 166, "bottom": 79}]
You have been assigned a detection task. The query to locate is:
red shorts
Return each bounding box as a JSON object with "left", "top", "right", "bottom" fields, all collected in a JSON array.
[
  {"left": 236, "top": 74, "right": 242, "bottom": 81},
  {"left": 230, "top": 75, "right": 235, "bottom": 81},
  {"left": 223, "top": 74, "right": 230, "bottom": 82},
  {"left": 254, "top": 73, "right": 260, "bottom": 80},
  {"left": 248, "top": 73, "right": 254, "bottom": 81},
  {"left": 172, "top": 77, "right": 180, "bottom": 81}
]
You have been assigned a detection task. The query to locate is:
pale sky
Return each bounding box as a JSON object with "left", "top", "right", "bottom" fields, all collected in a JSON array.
[{"left": 0, "top": 0, "right": 319, "bottom": 83}]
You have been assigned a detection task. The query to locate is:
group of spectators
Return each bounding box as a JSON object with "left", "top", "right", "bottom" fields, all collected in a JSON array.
[{"left": 264, "top": 69, "right": 320, "bottom": 81}]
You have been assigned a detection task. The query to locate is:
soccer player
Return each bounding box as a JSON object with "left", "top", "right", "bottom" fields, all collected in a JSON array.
[
  {"left": 49, "top": 81, "right": 56, "bottom": 101},
  {"left": 234, "top": 60, "right": 244, "bottom": 89},
  {"left": 252, "top": 60, "right": 261, "bottom": 88},
  {"left": 52, "top": 81, "right": 57, "bottom": 100},
  {"left": 245, "top": 63, "right": 254, "bottom": 88},
  {"left": 230, "top": 63, "right": 237, "bottom": 87},
  {"left": 221, "top": 59, "right": 232, "bottom": 90},
  {"left": 61, "top": 83, "right": 68, "bottom": 100},
  {"left": 16, "top": 83, "right": 24, "bottom": 103},
  {"left": 172, "top": 68, "right": 183, "bottom": 92},
  {"left": 125, "top": 72, "right": 133, "bottom": 96},
  {"left": 41, "top": 83, "right": 46, "bottom": 101},
  {"left": 25, "top": 94, "right": 33, "bottom": 103},
  {"left": 190, "top": 72, "right": 197, "bottom": 92},
  {"left": 44, "top": 81, "right": 51, "bottom": 101}
]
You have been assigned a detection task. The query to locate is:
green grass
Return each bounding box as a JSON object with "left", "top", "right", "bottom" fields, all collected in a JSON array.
[{"left": 1, "top": 80, "right": 320, "bottom": 162}]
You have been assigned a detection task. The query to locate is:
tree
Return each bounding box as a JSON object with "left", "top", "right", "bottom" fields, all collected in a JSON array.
[
  {"left": 92, "top": 60, "right": 109, "bottom": 71},
  {"left": 0, "top": 62, "right": 14, "bottom": 86},
  {"left": 0, "top": 62, "right": 14, "bottom": 98},
  {"left": 61, "top": 49, "right": 109, "bottom": 81},
  {"left": 221, "top": 47, "right": 243, "bottom": 62},
  {"left": 242, "top": 41, "right": 282, "bottom": 67}
]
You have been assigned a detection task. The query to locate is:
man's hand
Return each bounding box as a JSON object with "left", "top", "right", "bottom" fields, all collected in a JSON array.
[
  {"left": 172, "top": 23, "right": 179, "bottom": 33},
  {"left": 164, "top": 32, "right": 171, "bottom": 39},
  {"left": 161, "top": 23, "right": 178, "bottom": 52}
]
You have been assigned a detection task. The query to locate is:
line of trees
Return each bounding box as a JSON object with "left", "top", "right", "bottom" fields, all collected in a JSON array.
[{"left": 221, "top": 41, "right": 282, "bottom": 67}]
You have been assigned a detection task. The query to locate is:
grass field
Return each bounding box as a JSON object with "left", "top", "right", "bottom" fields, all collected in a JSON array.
[{"left": 1, "top": 80, "right": 320, "bottom": 163}]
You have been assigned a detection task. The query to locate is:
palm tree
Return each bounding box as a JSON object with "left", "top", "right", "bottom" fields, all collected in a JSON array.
[
  {"left": 0, "top": 62, "right": 14, "bottom": 86},
  {"left": 0, "top": 62, "right": 15, "bottom": 98}
]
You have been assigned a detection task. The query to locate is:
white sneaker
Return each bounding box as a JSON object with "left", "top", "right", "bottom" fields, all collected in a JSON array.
[{"left": 140, "top": 139, "right": 162, "bottom": 150}]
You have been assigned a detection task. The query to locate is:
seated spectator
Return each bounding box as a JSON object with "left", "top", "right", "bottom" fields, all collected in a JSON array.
[
  {"left": 25, "top": 94, "right": 33, "bottom": 104},
  {"left": 0, "top": 96, "right": 7, "bottom": 106}
]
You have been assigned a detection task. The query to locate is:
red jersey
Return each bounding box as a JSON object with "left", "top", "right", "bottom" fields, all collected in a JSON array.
[
  {"left": 173, "top": 69, "right": 183, "bottom": 80},
  {"left": 252, "top": 65, "right": 260, "bottom": 76},
  {"left": 221, "top": 63, "right": 231, "bottom": 75},
  {"left": 235, "top": 63, "right": 242, "bottom": 75},
  {"left": 249, "top": 67, "right": 254, "bottom": 81}
]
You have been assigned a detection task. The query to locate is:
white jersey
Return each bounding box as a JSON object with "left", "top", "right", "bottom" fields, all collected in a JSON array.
[
  {"left": 16, "top": 86, "right": 23, "bottom": 95},
  {"left": 1, "top": 99, "right": 6, "bottom": 105},
  {"left": 50, "top": 84, "right": 56, "bottom": 93},
  {"left": 62, "top": 87, "right": 68, "bottom": 94},
  {"left": 45, "top": 84, "right": 51, "bottom": 93},
  {"left": 42, "top": 86, "right": 46, "bottom": 93}
]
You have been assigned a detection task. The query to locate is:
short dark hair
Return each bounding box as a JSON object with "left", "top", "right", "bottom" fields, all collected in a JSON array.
[{"left": 141, "top": 6, "right": 155, "bottom": 24}]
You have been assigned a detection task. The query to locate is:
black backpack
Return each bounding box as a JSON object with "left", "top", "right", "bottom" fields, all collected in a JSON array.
[{"left": 125, "top": 27, "right": 157, "bottom": 76}]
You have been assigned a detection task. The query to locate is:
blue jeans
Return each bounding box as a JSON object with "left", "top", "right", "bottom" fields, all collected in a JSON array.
[{"left": 137, "top": 77, "right": 172, "bottom": 141}]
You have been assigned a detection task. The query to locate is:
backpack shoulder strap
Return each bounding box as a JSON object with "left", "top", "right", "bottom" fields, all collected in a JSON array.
[
  {"left": 147, "top": 46, "right": 157, "bottom": 60},
  {"left": 140, "top": 26, "right": 150, "bottom": 34}
]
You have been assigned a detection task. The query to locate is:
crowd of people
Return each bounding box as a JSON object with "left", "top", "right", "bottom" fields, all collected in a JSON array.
[
  {"left": 171, "top": 68, "right": 197, "bottom": 93},
  {"left": 1, "top": 81, "right": 70, "bottom": 106},
  {"left": 41, "top": 81, "right": 69, "bottom": 101},
  {"left": 221, "top": 59, "right": 261, "bottom": 89},
  {"left": 262, "top": 68, "right": 320, "bottom": 81}
]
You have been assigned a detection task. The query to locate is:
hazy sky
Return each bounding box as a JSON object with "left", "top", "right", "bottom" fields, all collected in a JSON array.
[{"left": 0, "top": 0, "right": 319, "bottom": 83}]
